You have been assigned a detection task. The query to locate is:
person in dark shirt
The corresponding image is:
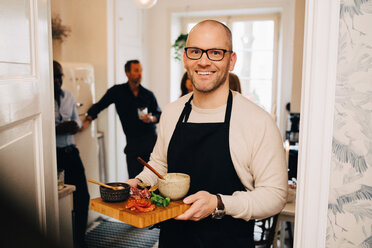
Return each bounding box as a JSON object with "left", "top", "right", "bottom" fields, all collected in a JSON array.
[
  {"left": 82, "top": 60, "right": 161, "bottom": 179},
  {"left": 54, "top": 60, "right": 90, "bottom": 248}
]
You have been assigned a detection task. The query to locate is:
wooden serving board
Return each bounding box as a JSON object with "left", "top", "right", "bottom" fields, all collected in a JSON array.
[{"left": 90, "top": 197, "right": 190, "bottom": 228}]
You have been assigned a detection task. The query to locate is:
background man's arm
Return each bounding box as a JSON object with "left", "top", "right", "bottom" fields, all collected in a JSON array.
[{"left": 81, "top": 87, "right": 116, "bottom": 131}]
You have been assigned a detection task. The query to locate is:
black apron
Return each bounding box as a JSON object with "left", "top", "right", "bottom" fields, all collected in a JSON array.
[{"left": 159, "top": 91, "right": 254, "bottom": 248}]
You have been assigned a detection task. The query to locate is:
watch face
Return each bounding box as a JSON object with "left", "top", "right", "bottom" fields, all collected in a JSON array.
[{"left": 212, "top": 209, "right": 225, "bottom": 219}]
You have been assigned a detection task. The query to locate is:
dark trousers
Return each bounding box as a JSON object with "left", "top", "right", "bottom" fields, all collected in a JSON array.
[
  {"left": 126, "top": 152, "right": 151, "bottom": 179},
  {"left": 159, "top": 219, "right": 254, "bottom": 248},
  {"left": 125, "top": 135, "right": 157, "bottom": 179},
  {"left": 57, "top": 145, "right": 90, "bottom": 247}
]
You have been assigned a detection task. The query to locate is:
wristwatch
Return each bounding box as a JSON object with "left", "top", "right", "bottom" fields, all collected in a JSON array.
[{"left": 211, "top": 194, "right": 225, "bottom": 219}]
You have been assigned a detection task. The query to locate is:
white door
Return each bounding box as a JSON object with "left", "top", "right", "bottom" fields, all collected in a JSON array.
[{"left": 0, "top": 0, "right": 58, "bottom": 241}]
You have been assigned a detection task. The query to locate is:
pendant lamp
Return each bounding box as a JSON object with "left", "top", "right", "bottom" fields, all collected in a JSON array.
[{"left": 133, "top": 0, "right": 157, "bottom": 9}]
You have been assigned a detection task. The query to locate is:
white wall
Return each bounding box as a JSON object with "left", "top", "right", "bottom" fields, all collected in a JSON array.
[
  {"left": 144, "top": 0, "right": 295, "bottom": 136},
  {"left": 290, "top": 0, "right": 305, "bottom": 113}
]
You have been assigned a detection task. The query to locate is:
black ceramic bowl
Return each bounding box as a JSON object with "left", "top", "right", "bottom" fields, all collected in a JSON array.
[{"left": 99, "top": 182, "right": 130, "bottom": 203}]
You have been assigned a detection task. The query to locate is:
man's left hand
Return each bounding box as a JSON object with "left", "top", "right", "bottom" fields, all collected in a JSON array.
[{"left": 174, "top": 191, "right": 217, "bottom": 221}]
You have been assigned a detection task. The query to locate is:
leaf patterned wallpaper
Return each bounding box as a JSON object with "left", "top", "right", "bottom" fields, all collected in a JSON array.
[{"left": 327, "top": 0, "right": 372, "bottom": 247}]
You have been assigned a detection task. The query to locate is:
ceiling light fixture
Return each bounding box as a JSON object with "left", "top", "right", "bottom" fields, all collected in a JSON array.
[{"left": 133, "top": 0, "right": 157, "bottom": 9}]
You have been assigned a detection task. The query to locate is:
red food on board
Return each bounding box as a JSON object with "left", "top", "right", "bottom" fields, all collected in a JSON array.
[
  {"left": 125, "top": 198, "right": 136, "bottom": 209},
  {"left": 125, "top": 196, "right": 155, "bottom": 213}
]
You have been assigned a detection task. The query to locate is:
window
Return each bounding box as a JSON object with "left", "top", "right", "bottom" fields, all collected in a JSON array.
[
  {"left": 232, "top": 19, "right": 276, "bottom": 112},
  {"left": 181, "top": 14, "right": 280, "bottom": 115}
]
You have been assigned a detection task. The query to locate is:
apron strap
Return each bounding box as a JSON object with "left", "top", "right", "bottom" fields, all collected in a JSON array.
[
  {"left": 176, "top": 94, "right": 193, "bottom": 124},
  {"left": 224, "top": 90, "right": 233, "bottom": 124}
]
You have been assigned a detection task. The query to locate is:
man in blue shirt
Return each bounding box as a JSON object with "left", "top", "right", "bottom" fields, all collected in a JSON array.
[
  {"left": 82, "top": 60, "right": 161, "bottom": 179},
  {"left": 54, "top": 60, "right": 90, "bottom": 248}
]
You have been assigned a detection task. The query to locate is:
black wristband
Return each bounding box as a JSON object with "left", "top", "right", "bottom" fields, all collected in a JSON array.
[{"left": 216, "top": 194, "right": 225, "bottom": 210}]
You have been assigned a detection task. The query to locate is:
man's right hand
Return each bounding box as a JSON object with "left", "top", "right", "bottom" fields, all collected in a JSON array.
[
  {"left": 56, "top": 121, "right": 79, "bottom": 135},
  {"left": 80, "top": 115, "right": 92, "bottom": 132},
  {"left": 126, "top": 178, "right": 141, "bottom": 188}
]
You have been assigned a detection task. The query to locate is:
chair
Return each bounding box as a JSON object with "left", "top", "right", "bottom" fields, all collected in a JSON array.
[{"left": 254, "top": 214, "right": 279, "bottom": 248}]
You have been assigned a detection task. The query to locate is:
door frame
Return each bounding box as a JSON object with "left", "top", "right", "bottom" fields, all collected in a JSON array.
[{"left": 295, "top": 0, "right": 340, "bottom": 247}]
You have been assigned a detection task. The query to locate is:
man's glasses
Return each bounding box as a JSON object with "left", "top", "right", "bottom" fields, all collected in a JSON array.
[{"left": 185, "top": 47, "right": 233, "bottom": 61}]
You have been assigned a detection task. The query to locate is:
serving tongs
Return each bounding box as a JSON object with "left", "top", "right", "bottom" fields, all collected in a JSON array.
[{"left": 137, "top": 157, "right": 165, "bottom": 180}]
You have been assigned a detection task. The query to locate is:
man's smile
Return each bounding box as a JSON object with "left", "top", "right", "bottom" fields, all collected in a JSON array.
[{"left": 196, "top": 70, "right": 215, "bottom": 76}]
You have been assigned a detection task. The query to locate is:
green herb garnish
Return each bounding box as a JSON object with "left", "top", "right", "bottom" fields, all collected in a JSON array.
[{"left": 151, "top": 192, "right": 171, "bottom": 207}]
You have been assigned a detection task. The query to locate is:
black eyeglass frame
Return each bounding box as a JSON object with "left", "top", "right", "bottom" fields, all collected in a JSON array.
[{"left": 184, "top": 47, "right": 234, "bottom": 61}]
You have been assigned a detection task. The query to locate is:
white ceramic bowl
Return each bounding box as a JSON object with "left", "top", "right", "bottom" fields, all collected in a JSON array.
[{"left": 158, "top": 173, "right": 190, "bottom": 200}]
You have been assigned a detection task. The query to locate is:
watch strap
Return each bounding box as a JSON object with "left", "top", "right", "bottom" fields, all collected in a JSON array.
[
  {"left": 216, "top": 194, "right": 225, "bottom": 210},
  {"left": 211, "top": 194, "right": 225, "bottom": 219}
]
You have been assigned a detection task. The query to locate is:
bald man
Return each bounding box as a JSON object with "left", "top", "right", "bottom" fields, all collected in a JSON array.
[{"left": 127, "top": 20, "right": 288, "bottom": 247}]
